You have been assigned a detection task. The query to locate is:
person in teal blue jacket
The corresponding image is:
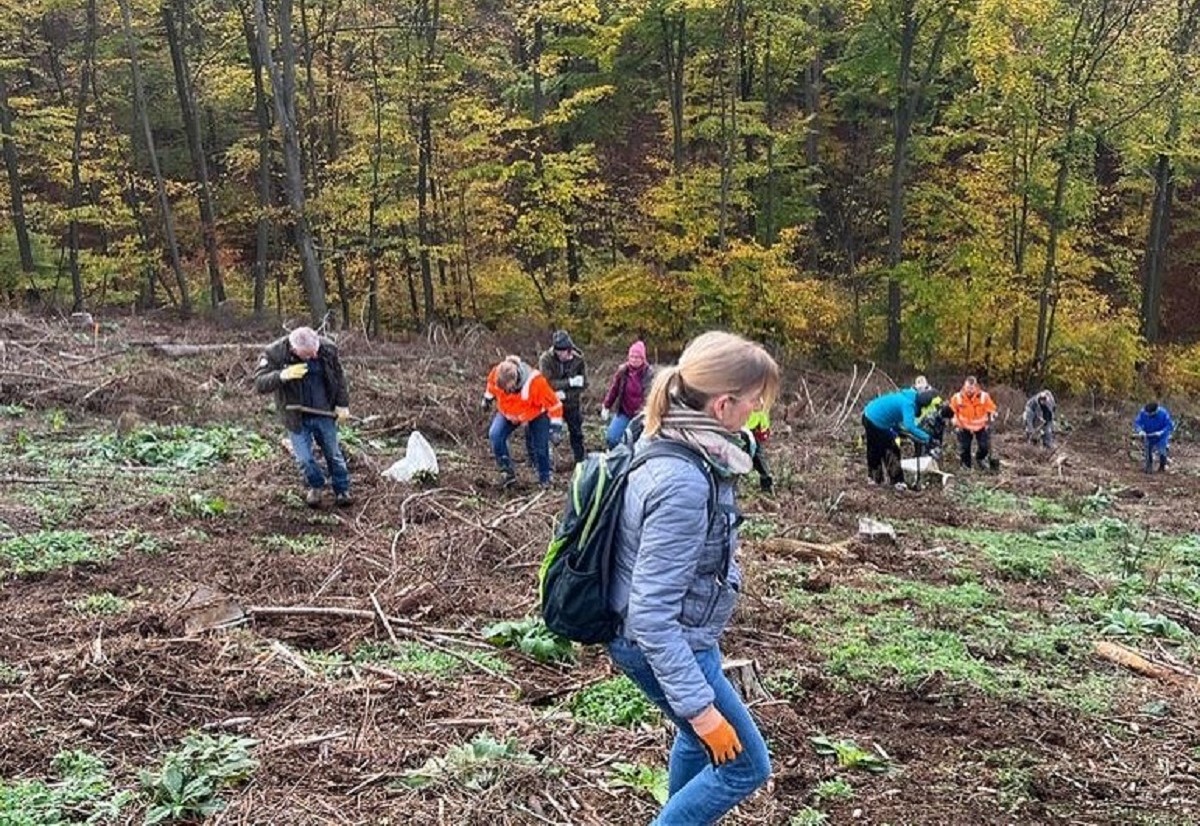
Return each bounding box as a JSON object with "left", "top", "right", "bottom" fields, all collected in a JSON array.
[
  {"left": 1133, "top": 401, "right": 1174, "bottom": 473},
  {"left": 862, "top": 388, "right": 934, "bottom": 488}
]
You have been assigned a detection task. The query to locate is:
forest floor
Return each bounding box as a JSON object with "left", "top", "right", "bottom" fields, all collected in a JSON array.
[{"left": 1, "top": 312, "right": 1199, "bottom": 826}]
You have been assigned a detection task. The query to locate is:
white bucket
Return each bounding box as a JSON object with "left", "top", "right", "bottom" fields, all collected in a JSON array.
[{"left": 900, "top": 456, "right": 948, "bottom": 487}]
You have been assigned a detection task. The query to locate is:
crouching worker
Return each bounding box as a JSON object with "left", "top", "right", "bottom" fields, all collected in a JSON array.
[
  {"left": 1134, "top": 401, "right": 1174, "bottom": 474},
  {"left": 862, "top": 388, "right": 934, "bottom": 489},
  {"left": 255, "top": 326, "right": 353, "bottom": 508},
  {"left": 1023, "top": 390, "right": 1057, "bottom": 449},
  {"left": 482, "top": 356, "right": 564, "bottom": 488},
  {"left": 606, "top": 331, "right": 778, "bottom": 824}
]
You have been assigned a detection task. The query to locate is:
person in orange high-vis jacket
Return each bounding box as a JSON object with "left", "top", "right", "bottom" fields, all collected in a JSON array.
[
  {"left": 949, "top": 376, "right": 998, "bottom": 470},
  {"left": 481, "top": 356, "right": 564, "bottom": 488}
]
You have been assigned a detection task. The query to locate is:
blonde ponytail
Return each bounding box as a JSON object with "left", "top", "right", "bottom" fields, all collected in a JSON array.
[{"left": 643, "top": 331, "right": 779, "bottom": 436}]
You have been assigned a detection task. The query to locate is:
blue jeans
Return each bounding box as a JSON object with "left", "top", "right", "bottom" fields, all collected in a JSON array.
[
  {"left": 489, "top": 413, "right": 551, "bottom": 483},
  {"left": 605, "top": 413, "right": 632, "bottom": 449},
  {"left": 607, "top": 637, "right": 771, "bottom": 825},
  {"left": 288, "top": 416, "right": 350, "bottom": 494}
]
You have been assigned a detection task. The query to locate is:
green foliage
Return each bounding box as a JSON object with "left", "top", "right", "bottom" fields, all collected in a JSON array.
[
  {"left": 763, "top": 668, "right": 808, "bottom": 701},
  {"left": 788, "top": 807, "right": 830, "bottom": 826},
  {"left": 607, "top": 762, "right": 668, "bottom": 805},
  {"left": 483, "top": 618, "right": 575, "bottom": 664},
  {"left": 398, "top": 733, "right": 539, "bottom": 791},
  {"left": 0, "top": 661, "right": 23, "bottom": 686},
  {"left": 809, "top": 735, "right": 890, "bottom": 774},
  {"left": 740, "top": 517, "right": 778, "bottom": 541},
  {"left": 351, "top": 641, "right": 509, "bottom": 679},
  {"left": 259, "top": 533, "right": 326, "bottom": 555},
  {"left": 0, "top": 750, "right": 133, "bottom": 826},
  {"left": 0, "top": 530, "right": 115, "bottom": 575},
  {"left": 175, "top": 493, "right": 230, "bottom": 520},
  {"left": 72, "top": 593, "right": 133, "bottom": 616},
  {"left": 1099, "top": 608, "right": 1189, "bottom": 642},
  {"left": 139, "top": 734, "right": 258, "bottom": 825},
  {"left": 569, "top": 676, "right": 659, "bottom": 727},
  {"left": 88, "top": 426, "right": 271, "bottom": 471},
  {"left": 813, "top": 778, "right": 854, "bottom": 803}
]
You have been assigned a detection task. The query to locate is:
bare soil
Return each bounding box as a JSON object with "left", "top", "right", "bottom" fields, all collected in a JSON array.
[{"left": 1, "top": 313, "right": 1198, "bottom": 825}]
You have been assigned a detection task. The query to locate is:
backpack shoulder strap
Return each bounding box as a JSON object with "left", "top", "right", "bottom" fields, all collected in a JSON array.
[{"left": 628, "top": 440, "right": 719, "bottom": 521}]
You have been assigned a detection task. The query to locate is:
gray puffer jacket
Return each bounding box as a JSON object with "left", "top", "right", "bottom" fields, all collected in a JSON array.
[{"left": 608, "top": 437, "right": 742, "bottom": 720}]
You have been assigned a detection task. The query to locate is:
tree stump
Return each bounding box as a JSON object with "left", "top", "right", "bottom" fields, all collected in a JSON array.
[{"left": 722, "top": 658, "right": 771, "bottom": 703}]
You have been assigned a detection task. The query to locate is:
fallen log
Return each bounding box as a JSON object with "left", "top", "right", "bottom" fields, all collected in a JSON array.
[
  {"left": 759, "top": 537, "right": 855, "bottom": 563},
  {"left": 1093, "top": 640, "right": 1198, "bottom": 687}
]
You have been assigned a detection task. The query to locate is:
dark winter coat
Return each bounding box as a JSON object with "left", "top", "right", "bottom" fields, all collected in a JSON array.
[
  {"left": 254, "top": 335, "right": 349, "bottom": 432},
  {"left": 538, "top": 348, "right": 588, "bottom": 410}
]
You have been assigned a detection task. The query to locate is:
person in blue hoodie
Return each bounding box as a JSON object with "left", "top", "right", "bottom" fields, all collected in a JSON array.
[
  {"left": 1134, "top": 401, "right": 1174, "bottom": 473},
  {"left": 862, "top": 388, "right": 935, "bottom": 489}
]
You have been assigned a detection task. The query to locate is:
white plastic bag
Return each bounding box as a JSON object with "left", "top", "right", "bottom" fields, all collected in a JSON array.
[{"left": 381, "top": 431, "right": 439, "bottom": 482}]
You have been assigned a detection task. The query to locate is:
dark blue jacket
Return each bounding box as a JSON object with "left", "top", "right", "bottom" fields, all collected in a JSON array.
[{"left": 864, "top": 388, "right": 931, "bottom": 444}]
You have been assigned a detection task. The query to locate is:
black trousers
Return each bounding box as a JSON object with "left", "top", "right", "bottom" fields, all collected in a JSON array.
[
  {"left": 563, "top": 405, "right": 585, "bottom": 463},
  {"left": 864, "top": 415, "right": 902, "bottom": 484},
  {"left": 957, "top": 427, "right": 991, "bottom": 468}
]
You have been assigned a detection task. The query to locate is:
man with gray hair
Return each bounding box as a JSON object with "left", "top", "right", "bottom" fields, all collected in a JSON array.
[{"left": 255, "top": 326, "right": 353, "bottom": 507}]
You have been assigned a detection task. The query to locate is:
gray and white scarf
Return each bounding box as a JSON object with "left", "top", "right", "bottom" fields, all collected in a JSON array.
[{"left": 658, "top": 402, "right": 753, "bottom": 477}]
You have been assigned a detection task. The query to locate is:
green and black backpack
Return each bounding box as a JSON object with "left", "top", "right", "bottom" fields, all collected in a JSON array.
[{"left": 538, "top": 438, "right": 717, "bottom": 644}]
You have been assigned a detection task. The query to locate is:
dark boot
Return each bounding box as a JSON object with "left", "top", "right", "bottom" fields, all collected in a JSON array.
[{"left": 305, "top": 488, "right": 324, "bottom": 508}]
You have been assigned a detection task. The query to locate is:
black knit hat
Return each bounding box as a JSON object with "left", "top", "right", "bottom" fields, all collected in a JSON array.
[
  {"left": 552, "top": 330, "right": 575, "bottom": 351},
  {"left": 1145, "top": 401, "right": 1159, "bottom": 415}
]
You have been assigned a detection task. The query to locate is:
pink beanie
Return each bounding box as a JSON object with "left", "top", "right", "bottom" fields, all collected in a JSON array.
[{"left": 628, "top": 340, "right": 646, "bottom": 361}]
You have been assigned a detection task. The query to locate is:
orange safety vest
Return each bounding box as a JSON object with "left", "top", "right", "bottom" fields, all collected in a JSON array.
[
  {"left": 487, "top": 364, "right": 564, "bottom": 425},
  {"left": 950, "top": 388, "right": 997, "bottom": 432}
]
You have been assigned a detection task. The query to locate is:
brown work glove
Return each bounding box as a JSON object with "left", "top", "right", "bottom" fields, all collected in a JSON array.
[{"left": 689, "top": 704, "right": 742, "bottom": 765}]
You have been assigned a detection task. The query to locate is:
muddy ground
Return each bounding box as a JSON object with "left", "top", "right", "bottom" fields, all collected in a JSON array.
[{"left": 0, "top": 313, "right": 1198, "bottom": 825}]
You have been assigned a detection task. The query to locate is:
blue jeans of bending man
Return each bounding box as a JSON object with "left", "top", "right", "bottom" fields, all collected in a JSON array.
[
  {"left": 288, "top": 415, "right": 350, "bottom": 494},
  {"left": 605, "top": 412, "right": 633, "bottom": 449},
  {"left": 607, "top": 637, "right": 771, "bottom": 825},
  {"left": 489, "top": 413, "right": 551, "bottom": 483}
]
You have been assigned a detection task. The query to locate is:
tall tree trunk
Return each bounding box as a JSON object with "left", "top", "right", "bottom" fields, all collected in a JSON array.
[
  {"left": 67, "top": 0, "right": 97, "bottom": 312},
  {"left": 1140, "top": 0, "right": 1200, "bottom": 341},
  {"left": 1034, "top": 103, "right": 1078, "bottom": 376},
  {"left": 0, "top": 78, "right": 36, "bottom": 278},
  {"left": 661, "top": 12, "right": 685, "bottom": 184},
  {"left": 803, "top": 4, "right": 821, "bottom": 265},
  {"left": 253, "top": 0, "right": 327, "bottom": 324},
  {"left": 415, "top": 0, "right": 439, "bottom": 326},
  {"left": 242, "top": 6, "right": 273, "bottom": 318},
  {"left": 365, "top": 33, "right": 383, "bottom": 337},
  {"left": 118, "top": 0, "right": 191, "bottom": 314},
  {"left": 164, "top": 5, "right": 225, "bottom": 306},
  {"left": 884, "top": 6, "right": 917, "bottom": 364}
]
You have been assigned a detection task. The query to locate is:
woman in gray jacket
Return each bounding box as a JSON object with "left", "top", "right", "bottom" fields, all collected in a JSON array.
[{"left": 606, "top": 330, "right": 779, "bottom": 825}]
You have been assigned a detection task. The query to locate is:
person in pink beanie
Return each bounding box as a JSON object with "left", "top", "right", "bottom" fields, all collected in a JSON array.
[{"left": 602, "top": 340, "right": 654, "bottom": 448}]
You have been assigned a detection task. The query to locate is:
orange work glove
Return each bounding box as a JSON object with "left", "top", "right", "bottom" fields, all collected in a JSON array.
[{"left": 689, "top": 705, "right": 742, "bottom": 765}]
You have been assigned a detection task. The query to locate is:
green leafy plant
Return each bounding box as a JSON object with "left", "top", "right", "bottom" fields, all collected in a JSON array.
[
  {"left": 398, "top": 732, "right": 538, "bottom": 790},
  {"left": 260, "top": 533, "right": 327, "bottom": 554},
  {"left": 1099, "top": 608, "right": 1188, "bottom": 641},
  {"left": 0, "top": 530, "right": 116, "bottom": 575},
  {"left": 0, "top": 750, "right": 132, "bottom": 825},
  {"left": 570, "top": 676, "right": 659, "bottom": 727},
  {"left": 175, "top": 493, "right": 229, "bottom": 519},
  {"left": 89, "top": 425, "right": 271, "bottom": 471},
  {"left": 789, "top": 807, "right": 830, "bottom": 826},
  {"left": 139, "top": 734, "right": 258, "bottom": 825},
  {"left": 608, "top": 762, "right": 668, "bottom": 804},
  {"left": 72, "top": 592, "right": 132, "bottom": 616},
  {"left": 763, "top": 668, "right": 809, "bottom": 701},
  {"left": 0, "top": 661, "right": 23, "bottom": 686},
  {"left": 740, "top": 517, "right": 777, "bottom": 540},
  {"left": 483, "top": 618, "right": 575, "bottom": 663},
  {"left": 352, "top": 641, "right": 508, "bottom": 678},
  {"left": 809, "top": 735, "right": 890, "bottom": 773},
  {"left": 813, "top": 777, "right": 854, "bottom": 802}
]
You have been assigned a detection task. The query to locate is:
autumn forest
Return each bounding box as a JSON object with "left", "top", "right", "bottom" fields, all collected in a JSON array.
[{"left": 1, "top": 0, "right": 1199, "bottom": 391}]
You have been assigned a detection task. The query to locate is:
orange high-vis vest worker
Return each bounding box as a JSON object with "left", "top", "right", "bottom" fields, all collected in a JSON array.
[
  {"left": 950, "top": 384, "right": 997, "bottom": 432},
  {"left": 486, "top": 364, "right": 564, "bottom": 426}
]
